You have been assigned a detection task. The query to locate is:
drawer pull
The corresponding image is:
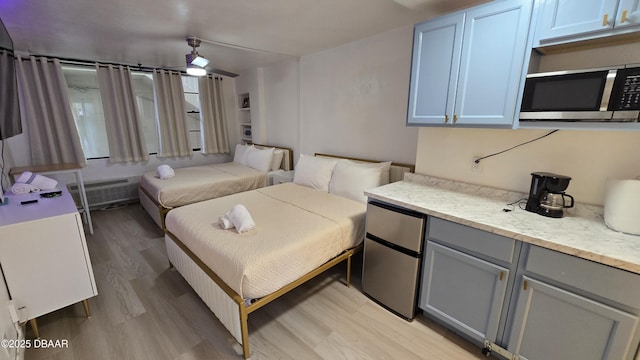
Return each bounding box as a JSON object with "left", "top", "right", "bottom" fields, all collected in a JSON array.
[
  {"left": 523, "top": 279, "right": 529, "bottom": 291},
  {"left": 603, "top": 13, "right": 609, "bottom": 26},
  {"left": 499, "top": 271, "right": 505, "bottom": 281},
  {"left": 621, "top": 10, "right": 628, "bottom": 23}
]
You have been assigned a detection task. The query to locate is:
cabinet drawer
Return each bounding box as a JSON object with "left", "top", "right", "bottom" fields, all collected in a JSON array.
[
  {"left": 428, "top": 217, "right": 516, "bottom": 264},
  {"left": 525, "top": 245, "right": 640, "bottom": 310},
  {"left": 366, "top": 202, "right": 425, "bottom": 253}
]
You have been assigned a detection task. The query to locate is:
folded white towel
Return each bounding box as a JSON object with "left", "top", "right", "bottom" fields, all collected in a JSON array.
[
  {"left": 226, "top": 204, "right": 255, "bottom": 234},
  {"left": 157, "top": 165, "right": 175, "bottom": 180},
  {"left": 218, "top": 215, "right": 233, "bottom": 230},
  {"left": 11, "top": 183, "right": 39, "bottom": 194},
  {"left": 15, "top": 171, "right": 57, "bottom": 190}
]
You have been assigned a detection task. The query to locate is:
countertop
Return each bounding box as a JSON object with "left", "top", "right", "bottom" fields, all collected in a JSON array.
[
  {"left": 365, "top": 173, "right": 640, "bottom": 275},
  {"left": 0, "top": 185, "right": 76, "bottom": 226}
]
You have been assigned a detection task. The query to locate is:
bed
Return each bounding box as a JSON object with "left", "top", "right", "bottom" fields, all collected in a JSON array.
[
  {"left": 164, "top": 153, "right": 414, "bottom": 358},
  {"left": 139, "top": 144, "right": 293, "bottom": 229}
]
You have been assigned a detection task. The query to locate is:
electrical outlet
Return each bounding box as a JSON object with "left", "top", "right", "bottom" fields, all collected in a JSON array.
[{"left": 471, "top": 157, "right": 482, "bottom": 173}]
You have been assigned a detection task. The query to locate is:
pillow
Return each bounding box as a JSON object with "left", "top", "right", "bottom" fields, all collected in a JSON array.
[
  {"left": 271, "top": 149, "right": 284, "bottom": 171},
  {"left": 293, "top": 154, "right": 339, "bottom": 192},
  {"left": 233, "top": 144, "right": 254, "bottom": 165},
  {"left": 246, "top": 147, "right": 275, "bottom": 172},
  {"left": 329, "top": 160, "right": 391, "bottom": 202},
  {"left": 379, "top": 161, "right": 392, "bottom": 185}
]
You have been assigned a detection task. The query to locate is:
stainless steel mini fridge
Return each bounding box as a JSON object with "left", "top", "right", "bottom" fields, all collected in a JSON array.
[{"left": 362, "top": 201, "right": 426, "bottom": 320}]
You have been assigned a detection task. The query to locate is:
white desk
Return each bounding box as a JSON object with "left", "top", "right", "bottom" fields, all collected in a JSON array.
[
  {"left": 0, "top": 185, "right": 98, "bottom": 337},
  {"left": 9, "top": 162, "right": 93, "bottom": 234}
]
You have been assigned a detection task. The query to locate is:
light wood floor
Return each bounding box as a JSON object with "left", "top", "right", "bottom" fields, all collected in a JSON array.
[{"left": 25, "top": 203, "right": 491, "bottom": 360}]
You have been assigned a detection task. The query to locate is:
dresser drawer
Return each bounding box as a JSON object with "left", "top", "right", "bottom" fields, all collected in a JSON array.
[
  {"left": 428, "top": 217, "right": 516, "bottom": 264},
  {"left": 366, "top": 202, "right": 425, "bottom": 253},
  {"left": 524, "top": 245, "right": 640, "bottom": 310}
]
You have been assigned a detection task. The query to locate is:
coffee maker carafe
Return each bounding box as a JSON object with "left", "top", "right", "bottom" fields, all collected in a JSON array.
[{"left": 525, "top": 172, "right": 574, "bottom": 218}]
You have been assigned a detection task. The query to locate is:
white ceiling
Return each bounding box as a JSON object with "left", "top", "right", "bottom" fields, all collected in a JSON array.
[{"left": 0, "top": 0, "right": 488, "bottom": 76}]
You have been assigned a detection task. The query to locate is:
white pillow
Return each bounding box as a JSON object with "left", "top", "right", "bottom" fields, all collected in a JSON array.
[
  {"left": 329, "top": 160, "right": 391, "bottom": 202},
  {"left": 246, "top": 147, "right": 275, "bottom": 172},
  {"left": 293, "top": 154, "right": 339, "bottom": 192},
  {"left": 271, "top": 149, "right": 284, "bottom": 171},
  {"left": 233, "top": 144, "right": 254, "bottom": 165}
]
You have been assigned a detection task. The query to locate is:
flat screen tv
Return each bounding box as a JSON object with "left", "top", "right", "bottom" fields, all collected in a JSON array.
[{"left": 0, "top": 17, "right": 22, "bottom": 140}]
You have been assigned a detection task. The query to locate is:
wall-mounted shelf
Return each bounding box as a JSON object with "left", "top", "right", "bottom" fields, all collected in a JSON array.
[{"left": 238, "top": 93, "right": 252, "bottom": 144}]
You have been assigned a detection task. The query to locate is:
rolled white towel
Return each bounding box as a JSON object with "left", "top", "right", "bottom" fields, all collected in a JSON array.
[
  {"left": 226, "top": 204, "right": 255, "bottom": 234},
  {"left": 157, "top": 165, "right": 175, "bottom": 180},
  {"left": 15, "top": 171, "right": 57, "bottom": 190},
  {"left": 218, "top": 215, "right": 234, "bottom": 230},
  {"left": 11, "top": 183, "right": 39, "bottom": 194}
]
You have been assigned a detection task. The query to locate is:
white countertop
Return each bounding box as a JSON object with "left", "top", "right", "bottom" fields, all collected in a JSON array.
[
  {"left": 365, "top": 173, "right": 640, "bottom": 274},
  {"left": 0, "top": 185, "right": 77, "bottom": 226}
]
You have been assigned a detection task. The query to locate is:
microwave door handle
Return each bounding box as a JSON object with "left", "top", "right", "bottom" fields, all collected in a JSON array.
[{"left": 600, "top": 70, "right": 617, "bottom": 111}]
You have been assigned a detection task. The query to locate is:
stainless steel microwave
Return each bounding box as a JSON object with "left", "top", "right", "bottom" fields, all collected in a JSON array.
[{"left": 519, "top": 65, "right": 640, "bottom": 122}]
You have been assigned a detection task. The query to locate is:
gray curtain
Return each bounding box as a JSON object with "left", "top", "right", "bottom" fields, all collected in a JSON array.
[
  {"left": 198, "top": 76, "right": 229, "bottom": 154},
  {"left": 96, "top": 64, "right": 148, "bottom": 163},
  {"left": 15, "top": 55, "right": 86, "bottom": 166},
  {"left": 152, "top": 69, "right": 191, "bottom": 157}
]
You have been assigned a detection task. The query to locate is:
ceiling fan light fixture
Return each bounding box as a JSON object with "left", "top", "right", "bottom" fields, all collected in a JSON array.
[
  {"left": 191, "top": 54, "right": 209, "bottom": 68},
  {"left": 185, "top": 36, "right": 209, "bottom": 75},
  {"left": 186, "top": 63, "right": 207, "bottom": 76}
]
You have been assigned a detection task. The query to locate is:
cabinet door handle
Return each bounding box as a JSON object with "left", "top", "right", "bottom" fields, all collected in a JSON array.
[
  {"left": 523, "top": 279, "right": 529, "bottom": 291},
  {"left": 603, "top": 13, "right": 609, "bottom": 26},
  {"left": 445, "top": 114, "right": 449, "bottom": 123},
  {"left": 621, "top": 10, "right": 628, "bottom": 23},
  {"left": 499, "top": 271, "right": 505, "bottom": 281},
  {"left": 453, "top": 114, "right": 458, "bottom": 124}
]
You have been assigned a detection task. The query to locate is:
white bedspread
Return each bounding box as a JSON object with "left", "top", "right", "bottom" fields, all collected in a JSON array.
[
  {"left": 140, "top": 162, "right": 268, "bottom": 208},
  {"left": 165, "top": 182, "right": 366, "bottom": 299}
]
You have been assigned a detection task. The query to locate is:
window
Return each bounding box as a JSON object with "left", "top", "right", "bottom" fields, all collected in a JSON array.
[
  {"left": 63, "top": 66, "right": 203, "bottom": 159},
  {"left": 130, "top": 72, "right": 159, "bottom": 154},
  {"left": 63, "top": 66, "right": 109, "bottom": 159},
  {"left": 182, "top": 76, "right": 201, "bottom": 151}
]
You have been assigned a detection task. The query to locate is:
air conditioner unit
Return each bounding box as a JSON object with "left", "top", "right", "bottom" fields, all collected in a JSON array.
[{"left": 68, "top": 176, "right": 139, "bottom": 210}]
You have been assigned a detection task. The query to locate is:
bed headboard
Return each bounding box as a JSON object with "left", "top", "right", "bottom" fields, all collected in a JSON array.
[
  {"left": 253, "top": 144, "right": 294, "bottom": 171},
  {"left": 314, "top": 153, "right": 414, "bottom": 183}
]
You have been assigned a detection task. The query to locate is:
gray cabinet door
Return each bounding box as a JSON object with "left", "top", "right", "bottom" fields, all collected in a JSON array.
[
  {"left": 506, "top": 276, "right": 640, "bottom": 360},
  {"left": 407, "top": 0, "right": 532, "bottom": 127},
  {"left": 535, "top": 0, "right": 618, "bottom": 43},
  {"left": 419, "top": 242, "right": 509, "bottom": 343},
  {"left": 407, "top": 13, "right": 463, "bottom": 125},
  {"left": 454, "top": 0, "right": 533, "bottom": 126}
]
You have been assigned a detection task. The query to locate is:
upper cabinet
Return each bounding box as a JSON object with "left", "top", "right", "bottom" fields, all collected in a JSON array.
[
  {"left": 535, "top": 0, "right": 640, "bottom": 46},
  {"left": 407, "top": 0, "right": 534, "bottom": 128}
]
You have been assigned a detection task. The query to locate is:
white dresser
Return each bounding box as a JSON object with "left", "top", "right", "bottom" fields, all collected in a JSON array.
[{"left": 0, "top": 185, "right": 97, "bottom": 336}]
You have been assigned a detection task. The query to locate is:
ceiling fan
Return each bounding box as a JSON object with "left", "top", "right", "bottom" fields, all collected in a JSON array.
[
  {"left": 182, "top": 36, "right": 295, "bottom": 78},
  {"left": 185, "top": 37, "right": 209, "bottom": 76}
]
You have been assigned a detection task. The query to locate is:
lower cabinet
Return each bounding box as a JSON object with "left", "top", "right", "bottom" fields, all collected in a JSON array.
[
  {"left": 503, "top": 244, "right": 640, "bottom": 360},
  {"left": 0, "top": 212, "right": 97, "bottom": 323},
  {"left": 419, "top": 217, "right": 640, "bottom": 360},
  {"left": 420, "top": 242, "right": 509, "bottom": 343},
  {"left": 507, "top": 276, "right": 639, "bottom": 360}
]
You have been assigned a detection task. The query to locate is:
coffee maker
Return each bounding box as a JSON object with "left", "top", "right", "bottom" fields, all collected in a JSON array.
[{"left": 525, "top": 172, "right": 575, "bottom": 218}]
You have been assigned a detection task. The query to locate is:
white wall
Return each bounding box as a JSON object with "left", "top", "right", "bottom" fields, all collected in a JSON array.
[
  {"left": 297, "top": 25, "right": 418, "bottom": 164},
  {"left": 262, "top": 59, "right": 299, "bottom": 153},
  {"left": 416, "top": 125, "right": 640, "bottom": 206}
]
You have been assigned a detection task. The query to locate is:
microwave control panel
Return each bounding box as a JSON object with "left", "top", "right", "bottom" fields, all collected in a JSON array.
[{"left": 610, "top": 67, "right": 640, "bottom": 111}]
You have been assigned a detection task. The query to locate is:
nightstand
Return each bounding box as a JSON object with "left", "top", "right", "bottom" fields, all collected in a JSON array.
[{"left": 270, "top": 170, "right": 295, "bottom": 185}]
